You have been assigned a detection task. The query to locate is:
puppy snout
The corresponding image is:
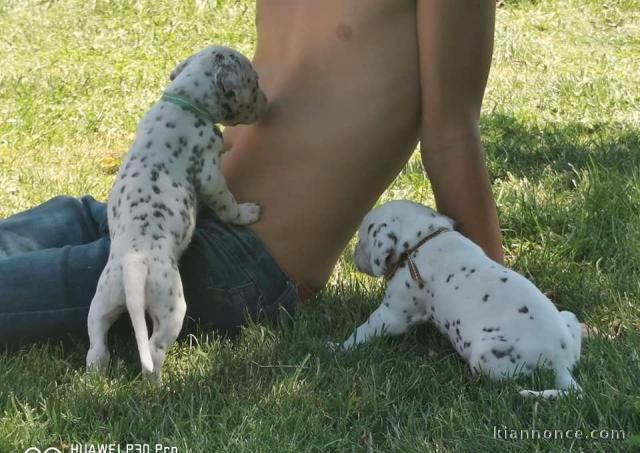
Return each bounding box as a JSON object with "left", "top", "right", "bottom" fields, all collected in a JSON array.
[{"left": 253, "top": 90, "right": 268, "bottom": 118}]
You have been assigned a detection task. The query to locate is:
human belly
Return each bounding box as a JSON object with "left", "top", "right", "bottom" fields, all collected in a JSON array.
[{"left": 222, "top": 8, "right": 421, "bottom": 291}]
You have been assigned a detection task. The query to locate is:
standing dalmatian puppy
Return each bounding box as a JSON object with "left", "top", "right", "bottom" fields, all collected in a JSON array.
[
  {"left": 334, "top": 200, "right": 582, "bottom": 399},
  {"left": 86, "top": 45, "right": 268, "bottom": 383}
]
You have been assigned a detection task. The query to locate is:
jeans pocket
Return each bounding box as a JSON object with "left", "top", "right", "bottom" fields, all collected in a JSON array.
[
  {"left": 257, "top": 279, "right": 298, "bottom": 326},
  {"left": 185, "top": 280, "right": 263, "bottom": 336}
]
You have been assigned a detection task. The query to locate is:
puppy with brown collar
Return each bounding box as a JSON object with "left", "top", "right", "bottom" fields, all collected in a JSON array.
[{"left": 334, "top": 200, "right": 582, "bottom": 399}]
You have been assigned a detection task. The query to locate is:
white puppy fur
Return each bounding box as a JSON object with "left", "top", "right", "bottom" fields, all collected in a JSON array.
[
  {"left": 86, "top": 45, "right": 267, "bottom": 383},
  {"left": 336, "top": 200, "right": 582, "bottom": 399}
]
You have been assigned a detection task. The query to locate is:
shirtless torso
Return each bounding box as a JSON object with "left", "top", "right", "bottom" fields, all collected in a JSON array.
[{"left": 223, "top": 0, "right": 502, "bottom": 293}]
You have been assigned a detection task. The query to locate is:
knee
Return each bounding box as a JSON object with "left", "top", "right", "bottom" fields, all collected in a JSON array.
[{"left": 46, "top": 195, "right": 98, "bottom": 226}]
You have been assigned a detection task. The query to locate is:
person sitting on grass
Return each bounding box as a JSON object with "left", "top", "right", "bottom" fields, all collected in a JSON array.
[{"left": 0, "top": 0, "right": 503, "bottom": 343}]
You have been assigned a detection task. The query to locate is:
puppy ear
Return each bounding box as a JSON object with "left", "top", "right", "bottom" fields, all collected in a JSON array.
[
  {"left": 214, "top": 63, "right": 242, "bottom": 97},
  {"left": 170, "top": 55, "right": 194, "bottom": 81},
  {"left": 368, "top": 223, "right": 399, "bottom": 276}
]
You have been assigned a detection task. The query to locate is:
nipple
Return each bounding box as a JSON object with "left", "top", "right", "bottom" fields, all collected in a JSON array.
[{"left": 336, "top": 23, "right": 353, "bottom": 41}]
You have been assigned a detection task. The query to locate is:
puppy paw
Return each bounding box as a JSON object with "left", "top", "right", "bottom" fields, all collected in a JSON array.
[
  {"left": 233, "top": 202, "right": 261, "bottom": 225},
  {"left": 86, "top": 348, "right": 110, "bottom": 372},
  {"left": 326, "top": 341, "right": 343, "bottom": 353},
  {"left": 143, "top": 368, "right": 163, "bottom": 386},
  {"left": 326, "top": 340, "right": 355, "bottom": 353}
]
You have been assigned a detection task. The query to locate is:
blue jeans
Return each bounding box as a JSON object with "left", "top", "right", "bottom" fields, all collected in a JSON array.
[{"left": 0, "top": 196, "right": 297, "bottom": 344}]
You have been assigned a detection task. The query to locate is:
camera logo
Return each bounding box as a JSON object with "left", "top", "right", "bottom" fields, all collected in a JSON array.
[{"left": 24, "top": 448, "right": 62, "bottom": 453}]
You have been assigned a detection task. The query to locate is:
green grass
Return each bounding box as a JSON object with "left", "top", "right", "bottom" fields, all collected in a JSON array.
[{"left": 1, "top": 0, "right": 639, "bottom": 451}]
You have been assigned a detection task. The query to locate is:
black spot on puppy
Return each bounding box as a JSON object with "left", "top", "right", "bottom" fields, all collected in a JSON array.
[
  {"left": 491, "top": 346, "right": 514, "bottom": 359},
  {"left": 518, "top": 306, "right": 529, "bottom": 314}
]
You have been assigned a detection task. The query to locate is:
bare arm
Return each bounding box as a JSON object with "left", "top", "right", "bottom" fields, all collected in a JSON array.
[{"left": 417, "top": 0, "right": 503, "bottom": 263}]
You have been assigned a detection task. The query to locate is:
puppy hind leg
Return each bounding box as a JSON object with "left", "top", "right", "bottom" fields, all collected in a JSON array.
[
  {"left": 560, "top": 310, "right": 582, "bottom": 362},
  {"left": 146, "top": 271, "right": 187, "bottom": 385},
  {"left": 86, "top": 269, "right": 126, "bottom": 371},
  {"left": 519, "top": 367, "right": 582, "bottom": 399}
]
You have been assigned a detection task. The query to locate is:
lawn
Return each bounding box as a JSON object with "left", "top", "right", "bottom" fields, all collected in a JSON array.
[{"left": 1, "top": 0, "right": 639, "bottom": 451}]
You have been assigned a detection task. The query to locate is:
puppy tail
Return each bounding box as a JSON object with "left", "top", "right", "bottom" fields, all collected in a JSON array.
[
  {"left": 122, "top": 254, "right": 154, "bottom": 375},
  {"left": 519, "top": 368, "right": 582, "bottom": 400}
]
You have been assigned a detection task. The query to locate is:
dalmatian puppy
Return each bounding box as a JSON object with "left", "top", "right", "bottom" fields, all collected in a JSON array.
[
  {"left": 86, "top": 45, "right": 268, "bottom": 383},
  {"left": 334, "top": 200, "right": 582, "bottom": 399}
]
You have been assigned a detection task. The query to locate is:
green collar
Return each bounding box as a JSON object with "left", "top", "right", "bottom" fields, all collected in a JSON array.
[{"left": 161, "top": 93, "right": 217, "bottom": 122}]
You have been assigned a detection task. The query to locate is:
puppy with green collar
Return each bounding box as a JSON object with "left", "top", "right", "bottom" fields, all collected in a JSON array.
[{"left": 86, "top": 45, "right": 267, "bottom": 383}]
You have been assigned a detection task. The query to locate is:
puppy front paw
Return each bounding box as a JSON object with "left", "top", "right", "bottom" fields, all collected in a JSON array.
[
  {"left": 326, "top": 339, "right": 358, "bottom": 353},
  {"left": 326, "top": 341, "right": 344, "bottom": 353},
  {"left": 232, "top": 202, "right": 261, "bottom": 225}
]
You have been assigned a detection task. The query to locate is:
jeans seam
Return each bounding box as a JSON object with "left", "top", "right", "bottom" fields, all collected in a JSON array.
[{"left": 61, "top": 245, "right": 72, "bottom": 308}]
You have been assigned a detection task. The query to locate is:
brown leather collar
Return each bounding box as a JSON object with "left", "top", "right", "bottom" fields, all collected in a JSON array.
[{"left": 383, "top": 227, "right": 451, "bottom": 284}]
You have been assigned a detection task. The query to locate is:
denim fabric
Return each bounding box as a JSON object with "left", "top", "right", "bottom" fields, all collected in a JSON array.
[{"left": 0, "top": 195, "right": 297, "bottom": 343}]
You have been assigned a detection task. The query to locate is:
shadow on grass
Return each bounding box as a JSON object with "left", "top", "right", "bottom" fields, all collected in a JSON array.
[{"left": 481, "top": 113, "right": 640, "bottom": 183}]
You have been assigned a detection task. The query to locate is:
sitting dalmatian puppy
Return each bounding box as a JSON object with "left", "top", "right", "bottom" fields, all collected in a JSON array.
[
  {"left": 334, "top": 200, "right": 582, "bottom": 399},
  {"left": 86, "top": 45, "right": 267, "bottom": 383}
]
